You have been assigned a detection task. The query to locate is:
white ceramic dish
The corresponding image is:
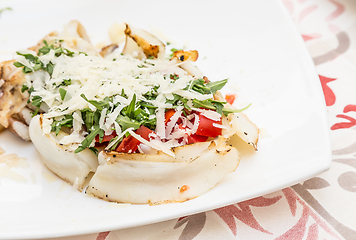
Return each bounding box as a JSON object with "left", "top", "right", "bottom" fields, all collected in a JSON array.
[{"left": 0, "top": 0, "right": 331, "bottom": 239}]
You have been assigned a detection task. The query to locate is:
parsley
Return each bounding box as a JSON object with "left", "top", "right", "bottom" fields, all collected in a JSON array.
[
  {"left": 59, "top": 88, "right": 67, "bottom": 100},
  {"left": 21, "top": 84, "right": 28, "bottom": 93},
  {"left": 14, "top": 40, "right": 76, "bottom": 76},
  {"left": 169, "top": 48, "right": 182, "bottom": 58},
  {"left": 14, "top": 52, "right": 42, "bottom": 74},
  {"left": 29, "top": 95, "right": 43, "bottom": 116},
  {"left": 38, "top": 40, "right": 75, "bottom": 57},
  {"left": 57, "top": 79, "right": 71, "bottom": 87},
  {"left": 170, "top": 74, "right": 179, "bottom": 81},
  {"left": 51, "top": 115, "right": 73, "bottom": 135}
]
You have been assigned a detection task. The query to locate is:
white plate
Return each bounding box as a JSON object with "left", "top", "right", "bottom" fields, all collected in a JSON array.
[{"left": 0, "top": 0, "right": 331, "bottom": 239}]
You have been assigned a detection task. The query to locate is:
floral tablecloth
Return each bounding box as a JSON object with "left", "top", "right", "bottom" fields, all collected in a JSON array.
[{"left": 2, "top": 0, "right": 356, "bottom": 239}]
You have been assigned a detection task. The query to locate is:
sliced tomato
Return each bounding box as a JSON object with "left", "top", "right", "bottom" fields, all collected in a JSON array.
[
  {"left": 116, "top": 135, "right": 140, "bottom": 153},
  {"left": 177, "top": 123, "right": 208, "bottom": 144},
  {"left": 195, "top": 114, "right": 222, "bottom": 138},
  {"left": 186, "top": 134, "right": 208, "bottom": 144},
  {"left": 135, "top": 125, "right": 154, "bottom": 141},
  {"left": 116, "top": 125, "right": 155, "bottom": 153},
  {"left": 225, "top": 94, "right": 236, "bottom": 105},
  {"left": 95, "top": 131, "right": 117, "bottom": 143},
  {"left": 165, "top": 109, "right": 176, "bottom": 124}
]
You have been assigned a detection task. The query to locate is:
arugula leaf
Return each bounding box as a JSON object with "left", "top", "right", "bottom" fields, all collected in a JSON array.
[
  {"left": 81, "top": 109, "right": 94, "bottom": 130},
  {"left": 80, "top": 94, "right": 111, "bottom": 111},
  {"left": 205, "top": 79, "right": 228, "bottom": 94},
  {"left": 222, "top": 103, "right": 251, "bottom": 115},
  {"left": 124, "top": 94, "right": 136, "bottom": 118},
  {"left": 89, "top": 147, "right": 99, "bottom": 156},
  {"left": 214, "top": 102, "right": 224, "bottom": 115},
  {"left": 192, "top": 99, "right": 215, "bottom": 110},
  {"left": 75, "top": 126, "right": 104, "bottom": 153},
  {"left": 120, "top": 88, "right": 128, "bottom": 99},
  {"left": 116, "top": 115, "right": 140, "bottom": 131},
  {"left": 192, "top": 98, "right": 243, "bottom": 116}
]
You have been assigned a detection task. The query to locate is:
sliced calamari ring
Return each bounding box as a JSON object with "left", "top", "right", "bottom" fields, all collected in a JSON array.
[{"left": 86, "top": 138, "right": 240, "bottom": 204}]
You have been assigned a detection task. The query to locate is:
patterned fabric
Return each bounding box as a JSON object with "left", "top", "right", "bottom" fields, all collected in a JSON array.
[{"left": 48, "top": 0, "right": 356, "bottom": 239}]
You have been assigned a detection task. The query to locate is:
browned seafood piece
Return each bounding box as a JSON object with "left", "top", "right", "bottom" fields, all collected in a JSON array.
[
  {"left": 100, "top": 43, "right": 119, "bottom": 57},
  {"left": 0, "top": 60, "right": 31, "bottom": 140},
  {"left": 171, "top": 50, "right": 199, "bottom": 62},
  {"left": 29, "top": 20, "right": 95, "bottom": 55},
  {"left": 123, "top": 24, "right": 165, "bottom": 60},
  {"left": 214, "top": 91, "right": 259, "bottom": 149},
  {"left": 29, "top": 31, "right": 59, "bottom": 53},
  {"left": 0, "top": 60, "right": 28, "bottom": 128},
  {"left": 67, "top": 20, "right": 91, "bottom": 43},
  {"left": 8, "top": 117, "right": 30, "bottom": 141}
]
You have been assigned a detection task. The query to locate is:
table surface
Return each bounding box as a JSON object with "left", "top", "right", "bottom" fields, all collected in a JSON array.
[{"left": 2, "top": 0, "right": 356, "bottom": 239}]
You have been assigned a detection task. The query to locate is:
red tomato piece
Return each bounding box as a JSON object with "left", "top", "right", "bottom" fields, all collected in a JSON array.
[
  {"left": 116, "top": 135, "right": 140, "bottom": 153},
  {"left": 135, "top": 125, "right": 155, "bottom": 141},
  {"left": 177, "top": 123, "right": 208, "bottom": 144},
  {"left": 195, "top": 114, "right": 222, "bottom": 138},
  {"left": 95, "top": 131, "right": 117, "bottom": 143},
  {"left": 186, "top": 134, "right": 208, "bottom": 144},
  {"left": 116, "top": 125, "right": 155, "bottom": 153},
  {"left": 165, "top": 109, "right": 176, "bottom": 125},
  {"left": 225, "top": 94, "right": 236, "bottom": 105}
]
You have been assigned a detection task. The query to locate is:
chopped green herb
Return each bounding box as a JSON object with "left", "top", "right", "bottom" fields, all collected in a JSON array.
[
  {"left": 75, "top": 126, "right": 104, "bottom": 153},
  {"left": 169, "top": 48, "right": 182, "bottom": 58},
  {"left": 59, "top": 88, "right": 67, "bottom": 100},
  {"left": 21, "top": 84, "right": 28, "bottom": 93},
  {"left": 80, "top": 94, "right": 111, "bottom": 111},
  {"left": 205, "top": 79, "right": 228, "bottom": 94},
  {"left": 116, "top": 115, "right": 140, "bottom": 131},
  {"left": 0, "top": 7, "right": 12, "bottom": 16},
  {"left": 51, "top": 115, "right": 73, "bottom": 135}
]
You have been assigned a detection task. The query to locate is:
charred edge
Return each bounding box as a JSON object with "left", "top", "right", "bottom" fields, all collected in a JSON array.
[
  {"left": 124, "top": 24, "right": 131, "bottom": 35},
  {"left": 9, "top": 87, "right": 15, "bottom": 94},
  {"left": 216, "top": 148, "right": 231, "bottom": 154}
]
